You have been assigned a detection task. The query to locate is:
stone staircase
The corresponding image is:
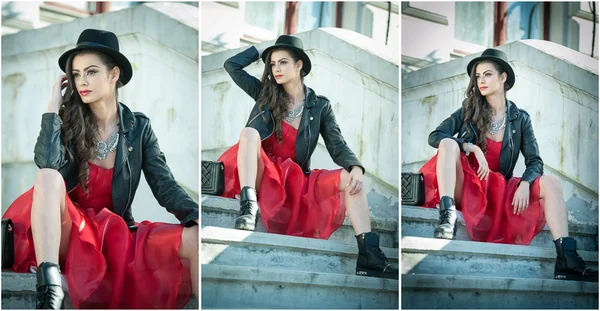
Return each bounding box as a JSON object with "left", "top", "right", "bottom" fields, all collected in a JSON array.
[
  {"left": 0, "top": 271, "right": 198, "bottom": 309},
  {"left": 201, "top": 195, "right": 399, "bottom": 309},
  {"left": 401, "top": 205, "right": 599, "bottom": 309}
]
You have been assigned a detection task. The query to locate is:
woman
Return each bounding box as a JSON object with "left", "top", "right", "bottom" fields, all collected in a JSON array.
[
  {"left": 2, "top": 29, "right": 199, "bottom": 308},
  {"left": 420, "top": 48, "right": 597, "bottom": 282},
  {"left": 217, "top": 35, "right": 397, "bottom": 280}
]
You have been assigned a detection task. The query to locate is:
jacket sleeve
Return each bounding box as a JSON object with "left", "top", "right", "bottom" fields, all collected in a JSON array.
[
  {"left": 320, "top": 102, "right": 365, "bottom": 174},
  {"left": 428, "top": 105, "right": 467, "bottom": 152},
  {"left": 223, "top": 46, "right": 263, "bottom": 102},
  {"left": 33, "top": 112, "right": 69, "bottom": 169},
  {"left": 141, "top": 120, "right": 199, "bottom": 227},
  {"left": 519, "top": 114, "right": 544, "bottom": 185}
]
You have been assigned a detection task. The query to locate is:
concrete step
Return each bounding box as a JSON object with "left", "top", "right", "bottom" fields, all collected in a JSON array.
[
  {"left": 402, "top": 273, "right": 598, "bottom": 309},
  {"left": 202, "top": 264, "right": 399, "bottom": 309},
  {"left": 402, "top": 236, "right": 599, "bottom": 280},
  {"left": 201, "top": 226, "right": 399, "bottom": 276},
  {"left": 0, "top": 271, "right": 198, "bottom": 309},
  {"left": 201, "top": 195, "right": 399, "bottom": 248},
  {"left": 402, "top": 205, "right": 599, "bottom": 251}
]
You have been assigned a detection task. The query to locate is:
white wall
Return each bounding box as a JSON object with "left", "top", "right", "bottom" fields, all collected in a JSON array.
[{"left": 1, "top": 3, "right": 199, "bottom": 223}]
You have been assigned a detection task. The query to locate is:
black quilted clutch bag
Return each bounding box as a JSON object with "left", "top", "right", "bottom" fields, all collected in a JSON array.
[
  {"left": 202, "top": 161, "right": 225, "bottom": 195},
  {"left": 401, "top": 173, "right": 425, "bottom": 206},
  {"left": 2, "top": 218, "right": 14, "bottom": 269}
]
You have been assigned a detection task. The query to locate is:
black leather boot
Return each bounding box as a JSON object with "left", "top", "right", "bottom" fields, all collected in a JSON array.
[
  {"left": 36, "top": 262, "right": 65, "bottom": 309},
  {"left": 234, "top": 186, "right": 260, "bottom": 231},
  {"left": 355, "top": 232, "right": 398, "bottom": 280},
  {"left": 434, "top": 196, "right": 458, "bottom": 239},
  {"left": 554, "top": 237, "right": 598, "bottom": 282}
]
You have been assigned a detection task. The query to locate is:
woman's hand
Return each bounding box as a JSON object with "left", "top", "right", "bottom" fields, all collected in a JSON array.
[
  {"left": 512, "top": 181, "right": 530, "bottom": 215},
  {"left": 471, "top": 145, "right": 490, "bottom": 180},
  {"left": 48, "top": 75, "right": 68, "bottom": 113},
  {"left": 347, "top": 166, "right": 364, "bottom": 196}
]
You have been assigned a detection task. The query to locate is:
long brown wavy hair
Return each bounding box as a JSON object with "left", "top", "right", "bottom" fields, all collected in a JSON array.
[
  {"left": 259, "top": 48, "right": 305, "bottom": 142},
  {"left": 464, "top": 60, "right": 509, "bottom": 153},
  {"left": 60, "top": 49, "right": 123, "bottom": 192}
]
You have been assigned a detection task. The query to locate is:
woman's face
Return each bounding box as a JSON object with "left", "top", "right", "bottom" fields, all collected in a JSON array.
[
  {"left": 270, "top": 49, "right": 302, "bottom": 85},
  {"left": 475, "top": 62, "right": 506, "bottom": 97},
  {"left": 71, "top": 53, "right": 118, "bottom": 104}
]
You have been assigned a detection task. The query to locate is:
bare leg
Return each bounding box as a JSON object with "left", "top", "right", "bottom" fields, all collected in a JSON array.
[
  {"left": 539, "top": 175, "right": 569, "bottom": 240},
  {"left": 237, "top": 127, "right": 265, "bottom": 191},
  {"left": 31, "top": 169, "right": 72, "bottom": 266},
  {"left": 339, "top": 170, "right": 371, "bottom": 235},
  {"left": 436, "top": 138, "right": 464, "bottom": 205},
  {"left": 178, "top": 225, "right": 199, "bottom": 298}
]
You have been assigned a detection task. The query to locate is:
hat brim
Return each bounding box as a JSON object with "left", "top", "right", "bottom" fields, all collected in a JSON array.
[
  {"left": 261, "top": 43, "right": 312, "bottom": 76},
  {"left": 58, "top": 45, "right": 133, "bottom": 86},
  {"left": 467, "top": 56, "right": 515, "bottom": 90}
]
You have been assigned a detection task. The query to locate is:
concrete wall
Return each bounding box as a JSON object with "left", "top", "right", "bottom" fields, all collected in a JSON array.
[
  {"left": 402, "top": 39, "right": 599, "bottom": 225},
  {"left": 201, "top": 27, "right": 399, "bottom": 215},
  {"left": 1, "top": 3, "right": 199, "bottom": 223}
]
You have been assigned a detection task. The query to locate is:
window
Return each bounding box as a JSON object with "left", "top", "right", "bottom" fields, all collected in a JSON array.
[
  {"left": 454, "top": 2, "right": 494, "bottom": 47},
  {"left": 505, "top": 2, "right": 544, "bottom": 42}
]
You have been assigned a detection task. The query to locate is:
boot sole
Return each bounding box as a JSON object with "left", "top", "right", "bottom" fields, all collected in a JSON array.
[
  {"left": 555, "top": 272, "right": 599, "bottom": 282},
  {"left": 356, "top": 268, "right": 398, "bottom": 280},
  {"left": 234, "top": 222, "right": 256, "bottom": 231},
  {"left": 433, "top": 220, "right": 458, "bottom": 240}
]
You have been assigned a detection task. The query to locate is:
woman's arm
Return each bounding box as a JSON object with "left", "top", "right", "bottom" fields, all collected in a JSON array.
[
  {"left": 428, "top": 105, "right": 467, "bottom": 152},
  {"left": 223, "top": 46, "right": 263, "bottom": 102},
  {"left": 320, "top": 102, "right": 365, "bottom": 174},
  {"left": 519, "top": 113, "right": 543, "bottom": 185},
  {"left": 33, "top": 113, "right": 69, "bottom": 169},
  {"left": 140, "top": 119, "right": 199, "bottom": 227},
  {"left": 34, "top": 75, "right": 70, "bottom": 169}
]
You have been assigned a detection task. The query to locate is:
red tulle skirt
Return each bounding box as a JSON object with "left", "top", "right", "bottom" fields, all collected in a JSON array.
[
  {"left": 2, "top": 163, "right": 192, "bottom": 309},
  {"left": 218, "top": 122, "right": 345, "bottom": 239},
  {"left": 419, "top": 139, "right": 546, "bottom": 245}
]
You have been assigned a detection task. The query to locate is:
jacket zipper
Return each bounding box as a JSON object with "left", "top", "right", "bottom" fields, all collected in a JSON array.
[
  {"left": 248, "top": 110, "right": 274, "bottom": 142},
  {"left": 469, "top": 122, "right": 478, "bottom": 143},
  {"left": 247, "top": 111, "right": 262, "bottom": 125},
  {"left": 506, "top": 121, "right": 515, "bottom": 175},
  {"left": 302, "top": 120, "right": 311, "bottom": 168},
  {"left": 122, "top": 159, "right": 132, "bottom": 218}
]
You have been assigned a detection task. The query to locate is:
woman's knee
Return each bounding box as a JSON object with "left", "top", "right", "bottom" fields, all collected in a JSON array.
[
  {"left": 540, "top": 175, "right": 562, "bottom": 193},
  {"left": 34, "top": 169, "right": 65, "bottom": 193},
  {"left": 439, "top": 138, "right": 460, "bottom": 155},
  {"left": 179, "top": 225, "right": 199, "bottom": 259},
  {"left": 239, "top": 127, "right": 261, "bottom": 145}
]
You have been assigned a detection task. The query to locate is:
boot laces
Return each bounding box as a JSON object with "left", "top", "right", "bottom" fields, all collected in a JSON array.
[
  {"left": 373, "top": 247, "right": 389, "bottom": 263},
  {"left": 36, "top": 285, "right": 62, "bottom": 307},
  {"left": 439, "top": 209, "right": 453, "bottom": 224},
  {"left": 240, "top": 200, "right": 254, "bottom": 215}
]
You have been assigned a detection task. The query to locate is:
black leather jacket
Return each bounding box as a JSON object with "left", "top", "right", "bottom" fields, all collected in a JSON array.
[
  {"left": 33, "top": 103, "right": 199, "bottom": 227},
  {"left": 428, "top": 99, "right": 543, "bottom": 185},
  {"left": 224, "top": 46, "right": 364, "bottom": 175}
]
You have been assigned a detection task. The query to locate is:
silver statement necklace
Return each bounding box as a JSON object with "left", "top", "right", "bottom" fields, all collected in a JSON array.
[
  {"left": 489, "top": 112, "right": 507, "bottom": 135},
  {"left": 285, "top": 99, "right": 304, "bottom": 123},
  {"left": 95, "top": 124, "right": 119, "bottom": 160}
]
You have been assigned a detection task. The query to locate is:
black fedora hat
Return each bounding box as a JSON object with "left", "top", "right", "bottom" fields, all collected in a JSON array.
[
  {"left": 467, "top": 48, "right": 515, "bottom": 90},
  {"left": 58, "top": 29, "right": 133, "bottom": 86},
  {"left": 261, "top": 35, "right": 311, "bottom": 76}
]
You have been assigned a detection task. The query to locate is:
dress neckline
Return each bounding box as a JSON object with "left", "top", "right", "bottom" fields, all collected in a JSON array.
[
  {"left": 89, "top": 161, "right": 114, "bottom": 171},
  {"left": 282, "top": 121, "right": 299, "bottom": 132},
  {"left": 486, "top": 137, "right": 503, "bottom": 144}
]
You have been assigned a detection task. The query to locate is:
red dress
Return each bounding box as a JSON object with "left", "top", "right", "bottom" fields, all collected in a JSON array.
[
  {"left": 419, "top": 137, "right": 546, "bottom": 245},
  {"left": 3, "top": 162, "right": 192, "bottom": 309},
  {"left": 218, "top": 121, "right": 345, "bottom": 239}
]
